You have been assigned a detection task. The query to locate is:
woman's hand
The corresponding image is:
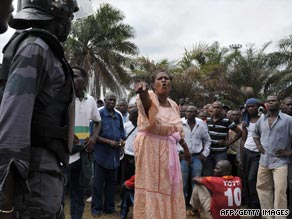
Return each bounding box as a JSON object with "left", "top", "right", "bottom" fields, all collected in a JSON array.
[
  {"left": 134, "top": 82, "right": 152, "bottom": 114},
  {"left": 134, "top": 82, "right": 149, "bottom": 94}
]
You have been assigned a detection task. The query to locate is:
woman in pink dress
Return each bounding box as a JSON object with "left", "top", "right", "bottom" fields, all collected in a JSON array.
[{"left": 133, "top": 70, "right": 191, "bottom": 219}]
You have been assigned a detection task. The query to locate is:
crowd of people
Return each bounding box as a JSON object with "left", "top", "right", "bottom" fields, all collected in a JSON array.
[
  {"left": 179, "top": 96, "right": 292, "bottom": 219},
  {"left": 63, "top": 71, "right": 292, "bottom": 219},
  {"left": 0, "top": 1, "right": 292, "bottom": 219}
]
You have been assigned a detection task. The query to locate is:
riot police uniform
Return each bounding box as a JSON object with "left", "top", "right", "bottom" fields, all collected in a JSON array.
[{"left": 0, "top": 1, "right": 78, "bottom": 218}]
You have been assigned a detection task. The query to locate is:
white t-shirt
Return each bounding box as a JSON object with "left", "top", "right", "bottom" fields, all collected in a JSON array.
[
  {"left": 244, "top": 122, "right": 259, "bottom": 152},
  {"left": 124, "top": 121, "right": 137, "bottom": 156},
  {"left": 69, "top": 95, "right": 101, "bottom": 164}
]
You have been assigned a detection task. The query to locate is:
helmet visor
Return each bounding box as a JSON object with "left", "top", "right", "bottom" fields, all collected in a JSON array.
[{"left": 9, "top": 8, "right": 54, "bottom": 29}]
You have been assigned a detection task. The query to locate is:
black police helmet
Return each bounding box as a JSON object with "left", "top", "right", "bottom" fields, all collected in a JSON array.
[{"left": 9, "top": 0, "right": 79, "bottom": 29}]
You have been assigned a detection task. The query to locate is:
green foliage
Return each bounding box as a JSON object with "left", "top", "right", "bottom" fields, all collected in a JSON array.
[{"left": 65, "top": 3, "right": 138, "bottom": 99}]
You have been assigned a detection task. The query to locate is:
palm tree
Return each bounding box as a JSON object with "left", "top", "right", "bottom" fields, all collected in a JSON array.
[
  {"left": 224, "top": 43, "right": 282, "bottom": 105},
  {"left": 267, "top": 35, "right": 292, "bottom": 98},
  {"left": 270, "top": 35, "right": 292, "bottom": 68},
  {"left": 128, "top": 45, "right": 221, "bottom": 105},
  {"left": 128, "top": 56, "right": 172, "bottom": 83},
  {"left": 171, "top": 65, "right": 205, "bottom": 104},
  {"left": 65, "top": 3, "right": 138, "bottom": 98},
  {"left": 176, "top": 42, "right": 285, "bottom": 107},
  {"left": 174, "top": 42, "right": 230, "bottom": 106}
]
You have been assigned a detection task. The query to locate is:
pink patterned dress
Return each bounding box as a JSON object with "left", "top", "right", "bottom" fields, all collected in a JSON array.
[{"left": 133, "top": 91, "right": 186, "bottom": 219}]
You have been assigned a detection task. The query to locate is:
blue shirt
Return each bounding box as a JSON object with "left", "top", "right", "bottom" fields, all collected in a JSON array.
[
  {"left": 94, "top": 107, "right": 125, "bottom": 169},
  {"left": 253, "top": 112, "right": 292, "bottom": 169}
]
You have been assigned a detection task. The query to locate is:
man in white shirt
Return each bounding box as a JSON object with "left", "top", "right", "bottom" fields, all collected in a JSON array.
[
  {"left": 179, "top": 105, "right": 211, "bottom": 202},
  {"left": 69, "top": 66, "right": 101, "bottom": 219},
  {"left": 116, "top": 99, "right": 129, "bottom": 123},
  {"left": 121, "top": 106, "right": 138, "bottom": 182}
]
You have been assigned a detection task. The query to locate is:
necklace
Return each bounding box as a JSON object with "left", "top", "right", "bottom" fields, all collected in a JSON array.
[
  {"left": 158, "top": 95, "right": 171, "bottom": 107},
  {"left": 159, "top": 100, "right": 170, "bottom": 107}
]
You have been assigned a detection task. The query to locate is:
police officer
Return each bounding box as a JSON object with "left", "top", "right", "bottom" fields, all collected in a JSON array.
[
  {"left": 0, "top": 0, "right": 79, "bottom": 218},
  {"left": 0, "top": 0, "right": 13, "bottom": 34}
]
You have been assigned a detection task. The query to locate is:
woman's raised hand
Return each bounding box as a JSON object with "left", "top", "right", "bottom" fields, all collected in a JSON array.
[{"left": 134, "top": 82, "right": 149, "bottom": 94}]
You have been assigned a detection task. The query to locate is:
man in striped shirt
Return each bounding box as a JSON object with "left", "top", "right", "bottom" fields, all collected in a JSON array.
[{"left": 203, "top": 101, "right": 242, "bottom": 176}]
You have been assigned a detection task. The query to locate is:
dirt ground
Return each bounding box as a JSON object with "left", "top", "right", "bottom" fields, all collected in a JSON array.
[
  {"left": 64, "top": 195, "right": 254, "bottom": 219},
  {"left": 64, "top": 194, "right": 201, "bottom": 218}
]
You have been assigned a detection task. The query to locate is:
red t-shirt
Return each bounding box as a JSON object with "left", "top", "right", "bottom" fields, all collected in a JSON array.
[
  {"left": 201, "top": 176, "right": 242, "bottom": 219},
  {"left": 125, "top": 175, "right": 135, "bottom": 189}
]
